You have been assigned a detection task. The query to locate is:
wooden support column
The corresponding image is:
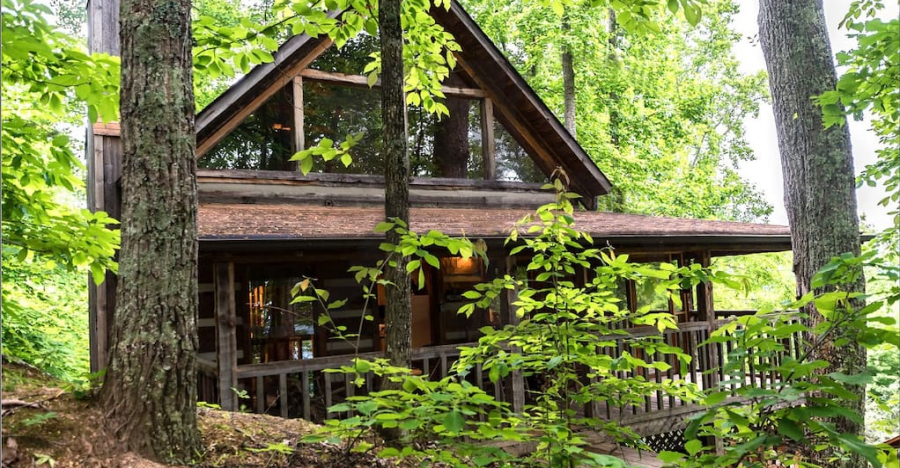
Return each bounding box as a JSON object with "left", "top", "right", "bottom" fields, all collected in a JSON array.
[
  {"left": 292, "top": 76, "right": 304, "bottom": 154},
  {"left": 480, "top": 98, "right": 496, "bottom": 181},
  {"left": 215, "top": 262, "right": 238, "bottom": 411},
  {"left": 503, "top": 256, "right": 525, "bottom": 414},
  {"left": 86, "top": 0, "right": 122, "bottom": 374},
  {"left": 696, "top": 251, "right": 715, "bottom": 323},
  {"left": 698, "top": 250, "right": 721, "bottom": 394}
]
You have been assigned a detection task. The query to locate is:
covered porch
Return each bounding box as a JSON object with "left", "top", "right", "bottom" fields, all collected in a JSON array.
[{"left": 195, "top": 203, "right": 797, "bottom": 436}]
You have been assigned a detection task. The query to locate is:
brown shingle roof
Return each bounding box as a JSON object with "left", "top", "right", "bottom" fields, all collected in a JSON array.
[{"left": 198, "top": 203, "right": 791, "bottom": 244}]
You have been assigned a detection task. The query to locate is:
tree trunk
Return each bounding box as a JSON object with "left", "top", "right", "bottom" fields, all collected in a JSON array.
[
  {"left": 599, "top": 8, "right": 626, "bottom": 212},
  {"left": 380, "top": 0, "right": 412, "bottom": 377},
  {"left": 758, "top": 1, "right": 866, "bottom": 465},
  {"left": 433, "top": 97, "right": 471, "bottom": 178},
  {"left": 561, "top": 15, "right": 576, "bottom": 138},
  {"left": 100, "top": 0, "right": 199, "bottom": 461}
]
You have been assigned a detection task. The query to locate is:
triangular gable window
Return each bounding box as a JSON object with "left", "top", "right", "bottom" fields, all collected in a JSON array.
[{"left": 199, "top": 35, "right": 545, "bottom": 183}]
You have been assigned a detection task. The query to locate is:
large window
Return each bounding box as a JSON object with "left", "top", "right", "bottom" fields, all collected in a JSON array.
[{"left": 200, "top": 33, "right": 547, "bottom": 183}]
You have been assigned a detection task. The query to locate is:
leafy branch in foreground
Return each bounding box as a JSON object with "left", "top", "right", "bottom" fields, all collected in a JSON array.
[
  {"left": 664, "top": 253, "right": 900, "bottom": 468},
  {"left": 299, "top": 180, "right": 729, "bottom": 467}
]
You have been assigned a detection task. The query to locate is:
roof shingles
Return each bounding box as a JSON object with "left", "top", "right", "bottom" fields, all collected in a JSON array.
[{"left": 198, "top": 204, "right": 791, "bottom": 241}]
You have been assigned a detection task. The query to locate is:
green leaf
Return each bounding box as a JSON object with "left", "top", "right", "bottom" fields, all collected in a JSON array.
[
  {"left": 667, "top": 0, "right": 679, "bottom": 14},
  {"left": 837, "top": 433, "right": 881, "bottom": 467},
  {"left": 328, "top": 403, "right": 351, "bottom": 413},
  {"left": 378, "top": 447, "right": 400, "bottom": 457},
  {"left": 442, "top": 410, "right": 465, "bottom": 433},
  {"left": 777, "top": 419, "right": 804, "bottom": 442},
  {"left": 374, "top": 222, "right": 394, "bottom": 233},
  {"left": 684, "top": 439, "right": 703, "bottom": 455},
  {"left": 704, "top": 391, "right": 729, "bottom": 406},
  {"left": 657, "top": 451, "right": 684, "bottom": 463},
  {"left": 299, "top": 155, "right": 313, "bottom": 175}
]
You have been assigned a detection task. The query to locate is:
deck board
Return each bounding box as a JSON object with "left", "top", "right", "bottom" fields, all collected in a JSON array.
[{"left": 586, "top": 441, "right": 666, "bottom": 468}]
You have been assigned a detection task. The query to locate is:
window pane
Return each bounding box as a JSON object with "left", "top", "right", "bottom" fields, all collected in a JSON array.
[
  {"left": 200, "top": 86, "right": 296, "bottom": 171},
  {"left": 494, "top": 121, "right": 545, "bottom": 182}
]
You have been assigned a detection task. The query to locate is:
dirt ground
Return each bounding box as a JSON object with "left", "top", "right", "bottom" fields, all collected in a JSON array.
[{"left": 0, "top": 360, "right": 403, "bottom": 468}]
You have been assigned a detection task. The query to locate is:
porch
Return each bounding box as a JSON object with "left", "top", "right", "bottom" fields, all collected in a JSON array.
[
  {"left": 189, "top": 203, "right": 796, "bottom": 438},
  {"left": 197, "top": 309, "right": 804, "bottom": 438}
]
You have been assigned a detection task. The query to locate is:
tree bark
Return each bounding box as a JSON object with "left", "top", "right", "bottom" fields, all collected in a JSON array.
[
  {"left": 100, "top": 0, "right": 200, "bottom": 460},
  {"left": 561, "top": 15, "right": 576, "bottom": 138},
  {"left": 758, "top": 1, "right": 866, "bottom": 465},
  {"left": 433, "top": 97, "right": 471, "bottom": 178},
  {"left": 380, "top": 0, "right": 412, "bottom": 377}
]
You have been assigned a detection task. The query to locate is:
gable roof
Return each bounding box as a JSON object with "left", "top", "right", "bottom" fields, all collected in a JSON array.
[{"left": 195, "top": 1, "right": 612, "bottom": 204}]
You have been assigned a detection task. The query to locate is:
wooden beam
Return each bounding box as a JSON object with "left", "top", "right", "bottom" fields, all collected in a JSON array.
[
  {"left": 214, "top": 262, "right": 238, "bottom": 411},
  {"left": 196, "top": 40, "right": 332, "bottom": 158},
  {"left": 92, "top": 122, "right": 121, "bottom": 136},
  {"left": 697, "top": 251, "right": 714, "bottom": 322},
  {"left": 453, "top": 54, "right": 557, "bottom": 178},
  {"left": 299, "top": 68, "right": 487, "bottom": 99},
  {"left": 480, "top": 98, "right": 495, "bottom": 181},
  {"left": 292, "top": 76, "right": 304, "bottom": 153}
]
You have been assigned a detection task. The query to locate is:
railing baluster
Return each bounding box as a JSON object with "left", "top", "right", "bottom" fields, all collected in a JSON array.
[
  {"left": 324, "top": 372, "right": 333, "bottom": 419},
  {"left": 256, "top": 376, "right": 265, "bottom": 414},
  {"left": 302, "top": 371, "right": 311, "bottom": 421},
  {"left": 346, "top": 373, "right": 354, "bottom": 417},
  {"left": 654, "top": 347, "right": 663, "bottom": 411},
  {"left": 279, "top": 373, "right": 288, "bottom": 419}
]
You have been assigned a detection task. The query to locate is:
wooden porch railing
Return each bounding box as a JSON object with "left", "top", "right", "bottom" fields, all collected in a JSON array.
[
  {"left": 198, "top": 343, "right": 501, "bottom": 422},
  {"left": 196, "top": 312, "right": 804, "bottom": 426}
]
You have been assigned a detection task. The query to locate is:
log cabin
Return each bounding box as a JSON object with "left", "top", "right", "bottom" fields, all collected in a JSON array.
[{"left": 85, "top": 0, "right": 803, "bottom": 445}]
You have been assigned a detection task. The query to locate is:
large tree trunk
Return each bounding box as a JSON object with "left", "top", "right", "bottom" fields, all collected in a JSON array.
[
  {"left": 100, "top": 0, "right": 200, "bottom": 460},
  {"left": 561, "top": 15, "right": 576, "bottom": 137},
  {"left": 380, "top": 0, "right": 412, "bottom": 377},
  {"left": 758, "top": 0, "right": 866, "bottom": 465},
  {"left": 433, "top": 97, "right": 471, "bottom": 178}
]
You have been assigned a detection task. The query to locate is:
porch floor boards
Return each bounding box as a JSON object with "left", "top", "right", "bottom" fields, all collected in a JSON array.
[{"left": 586, "top": 442, "right": 666, "bottom": 468}]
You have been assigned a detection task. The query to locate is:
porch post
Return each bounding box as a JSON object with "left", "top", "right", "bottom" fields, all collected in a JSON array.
[
  {"left": 86, "top": 0, "right": 121, "bottom": 373},
  {"left": 696, "top": 251, "right": 715, "bottom": 322},
  {"left": 503, "top": 257, "right": 525, "bottom": 414},
  {"left": 214, "top": 262, "right": 238, "bottom": 411},
  {"left": 698, "top": 251, "right": 721, "bottom": 392}
]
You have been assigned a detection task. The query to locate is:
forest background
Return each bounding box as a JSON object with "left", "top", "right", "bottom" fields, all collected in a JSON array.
[{"left": 1, "top": 0, "right": 897, "bottom": 444}]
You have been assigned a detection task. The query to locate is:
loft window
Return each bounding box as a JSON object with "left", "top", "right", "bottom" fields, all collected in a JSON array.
[
  {"left": 199, "top": 33, "right": 548, "bottom": 184},
  {"left": 200, "top": 86, "right": 297, "bottom": 171},
  {"left": 495, "top": 120, "right": 544, "bottom": 182}
]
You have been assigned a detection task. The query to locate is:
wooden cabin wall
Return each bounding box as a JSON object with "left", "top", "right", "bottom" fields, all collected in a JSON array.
[
  {"left": 198, "top": 259, "right": 216, "bottom": 360},
  {"left": 86, "top": 0, "right": 122, "bottom": 373},
  {"left": 200, "top": 246, "right": 517, "bottom": 367}
]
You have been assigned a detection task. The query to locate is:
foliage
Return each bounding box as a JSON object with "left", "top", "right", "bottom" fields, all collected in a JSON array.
[
  {"left": 1, "top": 248, "right": 91, "bottom": 380},
  {"left": 711, "top": 252, "right": 795, "bottom": 313},
  {"left": 192, "top": 0, "right": 273, "bottom": 108},
  {"left": 1, "top": 0, "right": 120, "bottom": 279},
  {"left": 461, "top": 0, "right": 771, "bottom": 222},
  {"left": 299, "top": 182, "right": 747, "bottom": 467},
  {"left": 665, "top": 252, "right": 900, "bottom": 468},
  {"left": 816, "top": 0, "right": 899, "bottom": 250},
  {"left": 1, "top": 0, "right": 120, "bottom": 377}
]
